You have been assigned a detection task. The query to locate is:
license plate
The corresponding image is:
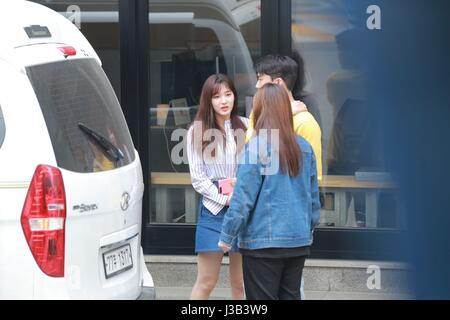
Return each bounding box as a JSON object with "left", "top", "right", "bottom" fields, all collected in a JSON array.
[{"left": 102, "top": 244, "right": 133, "bottom": 279}]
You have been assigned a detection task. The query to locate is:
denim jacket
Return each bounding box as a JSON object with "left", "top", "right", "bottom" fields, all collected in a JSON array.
[{"left": 219, "top": 135, "right": 320, "bottom": 250}]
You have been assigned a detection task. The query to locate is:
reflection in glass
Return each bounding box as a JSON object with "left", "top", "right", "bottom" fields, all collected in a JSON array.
[
  {"left": 30, "top": 0, "right": 121, "bottom": 101},
  {"left": 148, "top": 0, "right": 261, "bottom": 224},
  {"left": 291, "top": 0, "right": 399, "bottom": 230}
]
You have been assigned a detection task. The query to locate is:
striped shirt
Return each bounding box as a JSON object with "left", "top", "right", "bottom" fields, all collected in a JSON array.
[{"left": 187, "top": 117, "right": 249, "bottom": 215}]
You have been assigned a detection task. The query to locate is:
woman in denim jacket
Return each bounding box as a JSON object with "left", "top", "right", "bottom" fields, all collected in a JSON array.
[{"left": 218, "top": 83, "right": 320, "bottom": 300}]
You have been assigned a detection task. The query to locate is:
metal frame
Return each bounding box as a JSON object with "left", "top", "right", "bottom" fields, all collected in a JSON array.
[
  {"left": 261, "top": 0, "right": 292, "bottom": 55},
  {"left": 119, "top": 0, "right": 150, "bottom": 230}
]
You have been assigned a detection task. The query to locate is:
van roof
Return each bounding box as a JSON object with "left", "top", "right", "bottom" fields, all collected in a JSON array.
[{"left": 0, "top": 1, "right": 99, "bottom": 68}]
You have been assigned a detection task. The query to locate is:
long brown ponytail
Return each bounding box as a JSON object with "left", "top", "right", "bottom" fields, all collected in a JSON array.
[{"left": 252, "top": 83, "right": 302, "bottom": 176}]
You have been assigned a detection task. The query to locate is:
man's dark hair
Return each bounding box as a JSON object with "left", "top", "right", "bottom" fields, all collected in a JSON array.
[{"left": 254, "top": 54, "right": 298, "bottom": 91}]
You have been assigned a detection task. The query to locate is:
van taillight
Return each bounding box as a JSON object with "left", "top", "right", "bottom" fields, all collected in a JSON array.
[{"left": 21, "top": 165, "right": 66, "bottom": 277}]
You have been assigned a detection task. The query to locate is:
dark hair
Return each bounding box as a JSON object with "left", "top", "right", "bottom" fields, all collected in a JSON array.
[
  {"left": 254, "top": 54, "right": 298, "bottom": 91},
  {"left": 253, "top": 83, "right": 302, "bottom": 176},
  {"left": 291, "top": 50, "right": 323, "bottom": 128},
  {"left": 291, "top": 49, "right": 306, "bottom": 95},
  {"left": 191, "top": 74, "right": 246, "bottom": 154},
  {"left": 335, "top": 28, "right": 364, "bottom": 69}
]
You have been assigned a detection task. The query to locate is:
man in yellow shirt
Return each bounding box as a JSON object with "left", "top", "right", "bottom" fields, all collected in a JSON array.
[{"left": 246, "top": 54, "right": 322, "bottom": 181}]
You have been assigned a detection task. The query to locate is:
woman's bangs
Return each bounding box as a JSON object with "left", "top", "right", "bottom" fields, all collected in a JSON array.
[{"left": 212, "top": 81, "right": 229, "bottom": 96}]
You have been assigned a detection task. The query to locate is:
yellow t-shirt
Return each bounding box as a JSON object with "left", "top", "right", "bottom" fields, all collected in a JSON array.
[{"left": 246, "top": 110, "right": 322, "bottom": 181}]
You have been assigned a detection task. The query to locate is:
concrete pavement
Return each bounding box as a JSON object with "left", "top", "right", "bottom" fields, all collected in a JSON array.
[{"left": 154, "top": 286, "right": 412, "bottom": 300}]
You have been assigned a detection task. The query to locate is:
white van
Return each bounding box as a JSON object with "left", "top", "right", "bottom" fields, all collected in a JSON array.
[{"left": 0, "top": 1, "right": 154, "bottom": 299}]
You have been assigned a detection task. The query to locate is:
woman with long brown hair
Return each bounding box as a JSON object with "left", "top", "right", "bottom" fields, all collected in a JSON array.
[
  {"left": 186, "top": 74, "right": 248, "bottom": 299},
  {"left": 218, "top": 83, "right": 321, "bottom": 300}
]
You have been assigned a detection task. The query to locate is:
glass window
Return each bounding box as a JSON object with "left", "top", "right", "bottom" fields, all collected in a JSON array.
[
  {"left": 292, "top": 0, "right": 399, "bottom": 230},
  {"left": 27, "top": 59, "right": 135, "bottom": 173},
  {"left": 30, "top": 0, "right": 121, "bottom": 101},
  {"left": 0, "top": 105, "right": 5, "bottom": 149},
  {"left": 227, "top": 0, "right": 261, "bottom": 61},
  {"left": 148, "top": 0, "right": 261, "bottom": 224}
]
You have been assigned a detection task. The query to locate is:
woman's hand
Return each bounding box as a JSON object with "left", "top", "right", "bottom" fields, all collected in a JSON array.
[
  {"left": 291, "top": 100, "right": 308, "bottom": 115},
  {"left": 225, "top": 179, "right": 236, "bottom": 206},
  {"left": 225, "top": 193, "right": 233, "bottom": 206},
  {"left": 218, "top": 241, "right": 231, "bottom": 253}
]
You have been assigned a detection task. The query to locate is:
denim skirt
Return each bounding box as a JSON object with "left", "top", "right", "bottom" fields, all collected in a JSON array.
[{"left": 195, "top": 202, "right": 239, "bottom": 253}]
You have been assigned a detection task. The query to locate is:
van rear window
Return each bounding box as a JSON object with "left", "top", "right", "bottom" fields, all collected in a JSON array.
[{"left": 26, "top": 59, "right": 135, "bottom": 173}]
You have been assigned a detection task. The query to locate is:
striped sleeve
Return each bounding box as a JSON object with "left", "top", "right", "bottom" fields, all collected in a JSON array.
[
  {"left": 186, "top": 127, "right": 227, "bottom": 214},
  {"left": 239, "top": 116, "right": 250, "bottom": 129}
]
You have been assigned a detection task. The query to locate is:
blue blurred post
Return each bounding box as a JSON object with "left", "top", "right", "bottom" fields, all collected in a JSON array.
[{"left": 362, "top": 0, "right": 450, "bottom": 299}]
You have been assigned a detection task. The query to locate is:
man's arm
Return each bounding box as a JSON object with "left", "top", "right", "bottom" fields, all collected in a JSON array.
[
  {"left": 245, "top": 112, "right": 254, "bottom": 144},
  {"left": 294, "top": 115, "right": 323, "bottom": 181}
]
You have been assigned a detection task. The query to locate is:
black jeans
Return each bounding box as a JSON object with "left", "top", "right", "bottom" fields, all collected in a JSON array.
[{"left": 242, "top": 255, "right": 306, "bottom": 300}]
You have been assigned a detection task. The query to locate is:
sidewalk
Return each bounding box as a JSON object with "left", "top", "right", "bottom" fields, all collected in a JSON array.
[
  {"left": 145, "top": 255, "right": 411, "bottom": 300},
  {"left": 154, "top": 286, "right": 412, "bottom": 300}
]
